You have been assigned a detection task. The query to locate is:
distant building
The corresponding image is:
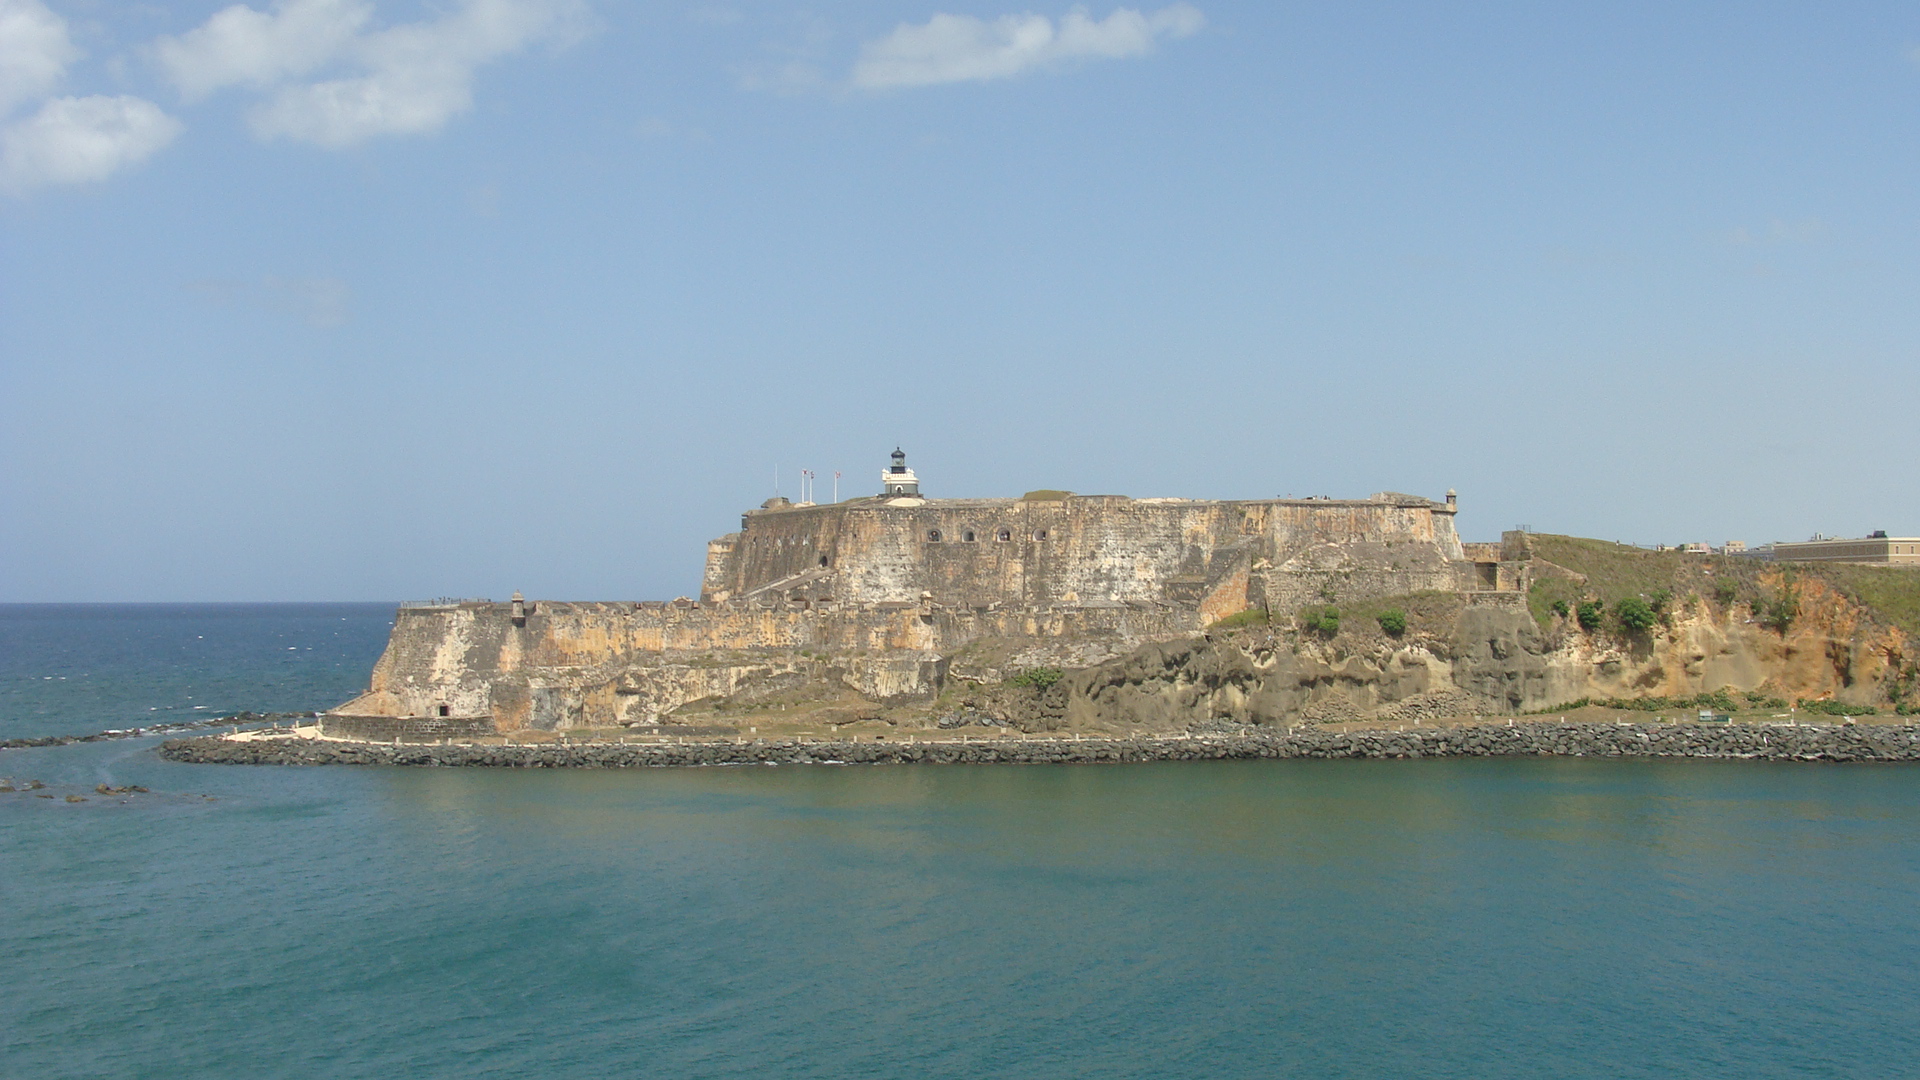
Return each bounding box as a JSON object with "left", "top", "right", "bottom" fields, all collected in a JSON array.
[
  {"left": 1771, "top": 532, "right": 1920, "bottom": 565},
  {"left": 1722, "top": 541, "right": 1747, "bottom": 554}
]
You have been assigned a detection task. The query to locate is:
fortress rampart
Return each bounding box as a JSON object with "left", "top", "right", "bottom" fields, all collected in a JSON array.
[
  {"left": 701, "top": 491, "right": 1467, "bottom": 615},
  {"left": 327, "top": 454, "right": 1506, "bottom": 734}
]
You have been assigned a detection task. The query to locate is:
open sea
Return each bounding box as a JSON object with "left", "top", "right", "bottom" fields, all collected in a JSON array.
[{"left": 5, "top": 604, "right": 1920, "bottom": 1078}]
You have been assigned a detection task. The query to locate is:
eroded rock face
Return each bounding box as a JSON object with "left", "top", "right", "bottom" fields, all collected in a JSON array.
[
  {"left": 1052, "top": 634, "right": 1457, "bottom": 731},
  {"left": 1036, "top": 580, "right": 1912, "bottom": 732},
  {"left": 328, "top": 551, "right": 1911, "bottom": 739},
  {"left": 1449, "top": 607, "right": 1552, "bottom": 710}
]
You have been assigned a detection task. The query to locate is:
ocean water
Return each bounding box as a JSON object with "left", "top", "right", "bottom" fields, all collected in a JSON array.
[
  {"left": 0, "top": 603, "right": 398, "bottom": 740},
  {"left": 5, "top": 607, "right": 1920, "bottom": 1078}
]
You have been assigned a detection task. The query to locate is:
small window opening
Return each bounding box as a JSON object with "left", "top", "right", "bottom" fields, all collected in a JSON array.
[
  {"left": 437, "top": 704, "right": 450, "bottom": 717},
  {"left": 1034, "top": 529, "right": 1049, "bottom": 541},
  {"left": 963, "top": 530, "right": 976, "bottom": 543},
  {"left": 927, "top": 530, "right": 942, "bottom": 542},
  {"left": 819, "top": 555, "right": 829, "bottom": 567},
  {"left": 997, "top": 528, "right": 1012, "bottom": 542}
]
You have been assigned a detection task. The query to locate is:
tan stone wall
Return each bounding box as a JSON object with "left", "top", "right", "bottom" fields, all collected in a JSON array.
[{"left": 705, "top": 494, "right": 1464, "bottom": 612}]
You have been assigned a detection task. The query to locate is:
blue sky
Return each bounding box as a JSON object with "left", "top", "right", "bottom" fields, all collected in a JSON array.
[{"left": 3, "top": 1, "right": 1919, "bottom": 601}]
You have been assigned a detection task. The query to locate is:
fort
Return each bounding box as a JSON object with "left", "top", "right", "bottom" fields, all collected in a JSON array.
[
  {"left": 316, "top": 452, "right": 1914, "bottom": 745},
  {"left": 324, "top": 451, "right": 1522, "bottom": 737}
]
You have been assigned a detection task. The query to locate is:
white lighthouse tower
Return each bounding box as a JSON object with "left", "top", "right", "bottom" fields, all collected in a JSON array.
[{"left": 881, "top": 448, "right": 921, "bottom": 497}]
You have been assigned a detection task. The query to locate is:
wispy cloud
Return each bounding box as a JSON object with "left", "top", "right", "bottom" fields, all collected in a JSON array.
[
  {"left": 189, "top": 275, "right": 352, "bottom": 327},
  {"left": 1724, "top": 218, "right": 1828, "bottom": 246},
  {"left": 851, "top": 4, "right": 1203, "bottom": 90},
  {"left": 154, "top": 0, "right": 589, "bottom": 147},
  {"left": 731, "top": 12, "right": 834, "bottom": 96},
  {"left": 0, "top": 0, "right": 180, "bottom": 193}
]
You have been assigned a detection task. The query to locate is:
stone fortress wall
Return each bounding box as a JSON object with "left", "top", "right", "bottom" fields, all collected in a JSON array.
[
  {"left": 702, "top": 488, "right": 1472, "bottom": 615},
  {"left": 325, "top": 453, "right": 1513, "bottom": 735}
]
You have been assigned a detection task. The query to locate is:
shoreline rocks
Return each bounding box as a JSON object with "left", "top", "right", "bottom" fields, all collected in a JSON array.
[
  {"left": 1, "top": 712, "right": 314, "bottom": 750},
  {"left": 157, "top": 721, "right": 1920, "bottom": 769}
]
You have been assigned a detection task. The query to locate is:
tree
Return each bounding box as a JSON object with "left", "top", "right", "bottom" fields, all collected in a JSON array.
[
  {"left": 1615, "top": 596, "right": 1657, "bottom": 633},
  {"left": 1574, "top": 595, "right": 1605, "bottom": 630},
  {"left": 1759, "top": 597, "right": 1797, "bottom": 633},
  {"left": 1377, "top": 609, "right": 1407, "bottom": 636},
  {"left": 1576, "top": 601, "right": 1604, "bottom": 631}
]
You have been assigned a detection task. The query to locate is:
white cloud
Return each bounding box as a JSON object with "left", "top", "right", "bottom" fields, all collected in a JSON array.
[
  {"left": 852, "top": 4, "right": 1203, "bottom": 89},
  {"left": 0, "top": 2, "right": 183, "bottom": 194},
  {"left": 155, "top": 0, "right": 373, "bottom": 101},
  {"left": 0, "top": 0, "right": 77, "bottom": 115},
  {"left": 1, "top": 94, "right": 181, "bottom": 192},
  {"left": 156, "top": 0, "right": 586, "bottom": 147}
]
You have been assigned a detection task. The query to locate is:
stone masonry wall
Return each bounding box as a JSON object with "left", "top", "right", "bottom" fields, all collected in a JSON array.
[{"left": 704, "top": 494, "right": 1465, "bottom": 612}]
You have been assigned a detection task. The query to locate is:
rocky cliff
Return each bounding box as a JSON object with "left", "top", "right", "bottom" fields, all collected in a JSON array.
[
  {"left": 326, "top": 535, "right": 1918, "bottom": 740},
  {"left": 963, "top": 542, "right": 1915, "bottom": 734}
]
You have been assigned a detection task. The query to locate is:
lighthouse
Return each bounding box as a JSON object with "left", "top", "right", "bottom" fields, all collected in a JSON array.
[{"left": 881, "top": 448, "right": 921, "bottom": 497}]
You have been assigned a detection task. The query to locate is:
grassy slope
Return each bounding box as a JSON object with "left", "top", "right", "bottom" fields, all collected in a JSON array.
[{"left": 1526, "top": 534, "right": 1920, "bottom": 641}]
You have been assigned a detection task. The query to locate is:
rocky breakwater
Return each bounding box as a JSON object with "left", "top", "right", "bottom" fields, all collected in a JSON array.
[{"left": 159, "top": 721, "right": 1920, "bottom": 768}]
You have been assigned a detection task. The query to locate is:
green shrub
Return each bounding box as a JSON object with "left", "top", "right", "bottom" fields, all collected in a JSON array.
[
  {"left": 1007, "top": 667, "right": 1064, "bottom": 690},
  {"left": 1648, "top": 588, "right": 1672, "bottom": 614},
  {"left": 1550, "top": 599, "right": 1570, "bottom": 618},
  {"left": 1758, "top": 597, "right": 1798, "bottom": 633},
  {"left": 1301, "top": 607, "right": 1340, "bottom": 637},
  {"left": 1527, "top": 689, "right": 1744, "bottom": 715},
  {"left": 1796, "top": 698, "right": 1876, "bottom": 716},
  {"left": 1713, "top": 578, "right": 1740, "bottom": 605},
  {"left": 1377, "top": 609, "right": 1407, "bottom": 636},
  {"left": 1616, "top": 597, "right": 1657, "bottom": 633},
  {"left": 1576, "top": 601, "right": 1604, "bottom": 631},
  {"left": 1743, "top": 690, "right": 1788, "bottom": 709}
]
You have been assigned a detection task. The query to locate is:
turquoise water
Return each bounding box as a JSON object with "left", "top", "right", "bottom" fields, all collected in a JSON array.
[
  {"left": 5, "top": 608, "right": 1920, "bottom": 1078},
  {"left": 0, "top": 603, "right": 397, "bottom": 740}
]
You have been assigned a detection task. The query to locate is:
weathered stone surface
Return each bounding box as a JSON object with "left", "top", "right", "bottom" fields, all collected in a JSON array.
[
  {"left": 702, "top": 493, "right": 1466, "bottom": 611},
  {"left": 328, "top": 489, "right": 1484, "bottom": 734}
]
